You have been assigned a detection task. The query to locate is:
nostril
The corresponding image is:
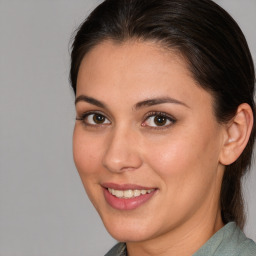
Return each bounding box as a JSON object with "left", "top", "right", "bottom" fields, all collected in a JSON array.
[
  {"left": 102, "top": 149, "right": 143, "bottom": 173},
  {"left": 102, "top": 129, "right": 143, "bottom": 173}
]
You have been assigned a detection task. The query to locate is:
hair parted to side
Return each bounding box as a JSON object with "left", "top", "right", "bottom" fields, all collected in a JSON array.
[{"left": 70, "top": 0, "right": 255, "bottom": 229}]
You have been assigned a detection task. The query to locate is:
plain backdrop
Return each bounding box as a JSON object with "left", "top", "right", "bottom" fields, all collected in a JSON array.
[{"left": 0, "top": 0, "right": 255, "bottom": 255}]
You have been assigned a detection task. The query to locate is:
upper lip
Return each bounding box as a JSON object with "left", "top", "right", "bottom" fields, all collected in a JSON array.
[{"left": 102, "top": 182, "right": 156, "bottom": 190}]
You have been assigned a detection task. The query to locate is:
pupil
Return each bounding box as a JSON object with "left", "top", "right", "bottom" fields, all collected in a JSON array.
[
  {"left": 93, "top": 114, "right": 105, "bottom": 123},
  {"left": 154, "top": 116, "right": 166, "bottom": 126}
]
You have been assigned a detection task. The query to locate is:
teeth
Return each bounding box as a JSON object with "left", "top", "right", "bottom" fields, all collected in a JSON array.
[
  {"left": 133, "top": 190, "right": 140, "bottom": 197},
  {"left": 115, "top": 190, "right": 124, "bottom": 198},
  {"left": 141, "top": 190, "right": 146, "bottom": 195},
  {"left": 108, "top": 188, "right": 154, "bottom": 198},
  {"left": 124, "top": 190, "right": 133, "bottom": 198}
]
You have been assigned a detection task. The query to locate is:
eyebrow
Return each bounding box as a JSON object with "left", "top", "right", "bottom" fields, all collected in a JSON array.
[
  {"left": 75, "top": 95, "right": 106, "bottom": 108},
  {"left": 75, "top": 94, "right": 189, "bottom": 109},
  {"left": 134, "top": 97, "right": 189, "bottom": 110}
]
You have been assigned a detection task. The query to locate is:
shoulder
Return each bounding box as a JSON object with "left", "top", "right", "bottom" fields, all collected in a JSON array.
[
  {"left": 225, "top": 237, "right": 256, "bottom": 256},
  {"left": 105, "top": 242, "right": 126, "bottom": 256},
  {"left": 239, "top": 240, "right": 256, "bottom": 256},
  {"left": 235, "top": 236, "right": 256, "bottom": 256},
  {"left": 194, "top": 222, "right": 256, "bottom": 256}
]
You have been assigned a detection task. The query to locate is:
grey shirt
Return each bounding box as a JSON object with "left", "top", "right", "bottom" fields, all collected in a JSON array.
[{"left": 105, "top": 222, "right": 256, "bottom": 256}]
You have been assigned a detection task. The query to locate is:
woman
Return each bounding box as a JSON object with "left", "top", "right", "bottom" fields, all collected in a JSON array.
[{"left": 70, "top": 0, "right": 256, "bottom": 255}]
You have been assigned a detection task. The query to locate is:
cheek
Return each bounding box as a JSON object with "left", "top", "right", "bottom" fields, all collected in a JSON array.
[
  {"left": 144, "top": 125, "right": 221, "bottom": 188},
  {"left": 142, "top": 129, "right": 223, "bottom": 224},
  {"left": 73, "top": 126, "right": 106, "bottom": 211},
  {"left": 145, "top": 139, "right": 197, "bottom": 182},
  {"left": 73, "top": 126, "right": 103, "bottom": 177}
]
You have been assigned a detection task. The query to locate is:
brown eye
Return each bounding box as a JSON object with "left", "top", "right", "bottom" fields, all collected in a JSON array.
[
  {"left": 143, "top": 113, "right": 175, "bottom": 128},
  {"left": 93, "top": 114, "right": 106, "bottom": 124},
  {"left": 81, "top": 113, "right": 111, "bottom": 125},
  {"left": 154, "top": 115, "right": 167, "bottom": 126}
]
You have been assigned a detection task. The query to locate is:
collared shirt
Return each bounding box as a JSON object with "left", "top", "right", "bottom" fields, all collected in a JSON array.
[{"left": 105, "top": 222, "right": 256, "bottom": 256}]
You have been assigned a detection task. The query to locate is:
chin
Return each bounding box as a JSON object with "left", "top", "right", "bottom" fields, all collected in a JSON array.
[
  {"left": 107, "top": 228, "right": 151, "bottom": 243},
  {"left": 101, "top": 214, "right": 154, "bottom": 242}
]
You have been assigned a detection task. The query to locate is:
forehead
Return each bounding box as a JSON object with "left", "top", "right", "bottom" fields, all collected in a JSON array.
[
  {"left": 78, "top": 39, "right": 190, "bottom": 78},
  {"left": 76, "top": 40, "right": 213, "bottom": 109}
]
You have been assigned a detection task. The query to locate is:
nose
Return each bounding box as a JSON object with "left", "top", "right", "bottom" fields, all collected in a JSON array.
[{"left": 102, "top": 126, "right": 143, "bottom": 173}]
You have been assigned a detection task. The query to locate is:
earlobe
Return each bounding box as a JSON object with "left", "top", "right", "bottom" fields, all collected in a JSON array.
[{"left": 220, "top": 103, "right": 253, "bottom": 166}]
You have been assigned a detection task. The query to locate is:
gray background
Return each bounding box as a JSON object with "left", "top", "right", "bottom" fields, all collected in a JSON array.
[{"left": 0, "top": 0, "right": 255, "bottom": 255}]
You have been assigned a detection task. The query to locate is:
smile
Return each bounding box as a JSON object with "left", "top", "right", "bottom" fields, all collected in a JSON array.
[
  {"left": 108, "top": 188, "right": 155, "bottom": 199},
  {"left": 103, "top": 184, "right": 157, "bottom": 210}
]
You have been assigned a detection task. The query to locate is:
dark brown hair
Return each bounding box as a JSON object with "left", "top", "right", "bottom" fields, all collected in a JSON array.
[{"left": 70, "top": 0, "right": 255, "bottom": 228}]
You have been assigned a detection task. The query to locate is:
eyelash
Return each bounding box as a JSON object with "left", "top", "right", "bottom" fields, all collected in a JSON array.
[
  {"left": 142, "top": 111, "right": 176, "bottom": 130},
  {"left": 76, "top": 111, "right": 111, "bottom": 127},
  {"left": 76, "top": 111, "right": 176, "bottom": 130}
]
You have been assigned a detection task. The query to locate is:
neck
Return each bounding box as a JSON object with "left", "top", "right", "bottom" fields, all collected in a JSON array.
[{"left": 126, "top": 206, "right": 224, "bottom": 256}]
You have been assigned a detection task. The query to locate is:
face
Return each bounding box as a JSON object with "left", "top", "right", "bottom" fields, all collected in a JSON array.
[{"left": 73, "top": 40, "right": 225, "bottom": 243}]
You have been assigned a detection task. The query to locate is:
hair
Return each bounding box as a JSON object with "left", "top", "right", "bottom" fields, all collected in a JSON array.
[{"left": 70, "top": 0, "right": 255, "bottom": 229}]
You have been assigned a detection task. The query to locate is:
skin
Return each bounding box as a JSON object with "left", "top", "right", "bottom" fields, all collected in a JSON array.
[{"left": 73, "top": 40, "right": 230, "bottom": 256}]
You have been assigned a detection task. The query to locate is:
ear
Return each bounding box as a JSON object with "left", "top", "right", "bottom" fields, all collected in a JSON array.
[{"left": 220, "top": 103, "right": 254, "bottom": 165}]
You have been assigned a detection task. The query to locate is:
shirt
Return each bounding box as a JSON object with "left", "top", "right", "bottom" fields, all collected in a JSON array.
[{"left": 105, "top": 222, "right": 256, "bottom": 256}]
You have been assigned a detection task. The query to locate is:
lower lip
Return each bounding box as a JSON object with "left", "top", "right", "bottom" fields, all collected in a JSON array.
[{"left": 103, "top": 188, "right": 157, "bottom": 210}]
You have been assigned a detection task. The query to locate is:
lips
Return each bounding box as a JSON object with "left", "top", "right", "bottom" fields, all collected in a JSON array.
[{"left": 102, "top": 183, "right": 157, "bottom": 210}]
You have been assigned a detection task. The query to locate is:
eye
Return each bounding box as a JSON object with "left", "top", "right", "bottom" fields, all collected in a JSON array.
[
  {"left": 142, "top": 112, "right": 176, "bottom": 128},
  {"left": 76, "top": 112, "right": 111, "bottom": 126}
]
